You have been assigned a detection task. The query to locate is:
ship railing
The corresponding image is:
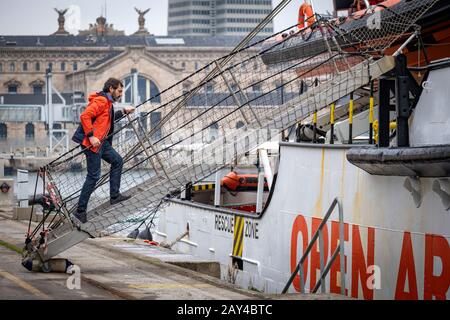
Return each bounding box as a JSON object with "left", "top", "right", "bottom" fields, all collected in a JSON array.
[{"left": 282, "top": 197, "right": 345, "bottom": 295}]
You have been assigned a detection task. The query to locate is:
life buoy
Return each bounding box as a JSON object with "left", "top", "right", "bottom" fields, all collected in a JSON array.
[{"left": 298, "top": 2, "right": 316, "bottom": 29}]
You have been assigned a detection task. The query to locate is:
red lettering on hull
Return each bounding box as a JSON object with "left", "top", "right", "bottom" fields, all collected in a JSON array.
[
  {"left": 424, "top": 234, "right": 450, "bottom": 300},
  {"left": 290, "top": 214, "right": 449, "bottom": 300},
  {"left": 395, "top": 232, "right": 418, "bottom": 300},
  {"left": 290, "top": 215, "right": 309, "bottom": 292},
  {"left": 330, "top": 221, "right": 349, "bottom": 296},
  {"left": 351, "top": 225, "right": 375, "bottom": 300}
]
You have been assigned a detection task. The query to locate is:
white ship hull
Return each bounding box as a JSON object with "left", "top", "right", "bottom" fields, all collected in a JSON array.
[{"left": 155, "top": 142, "right": 450, "bottom": 299}]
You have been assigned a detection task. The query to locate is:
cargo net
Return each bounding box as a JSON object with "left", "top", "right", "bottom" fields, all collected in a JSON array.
[
  {"left": 330, "top": 0, "right": 441, "bottom": 53},
  {"left": 31, "top": 0, "right": 435, "bottom": 239},
  {"left": 261, "top": 0, "right": 441, "bottom": 66}
]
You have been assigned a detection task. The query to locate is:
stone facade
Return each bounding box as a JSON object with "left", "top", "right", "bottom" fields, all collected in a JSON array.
[{"left": 0, "top": 12, "right": 265, "bottom": 155}]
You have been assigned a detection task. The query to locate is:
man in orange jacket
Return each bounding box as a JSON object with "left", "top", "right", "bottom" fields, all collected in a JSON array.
[{"left": 73, "top": 78, "right": 135, "bottom": 223}]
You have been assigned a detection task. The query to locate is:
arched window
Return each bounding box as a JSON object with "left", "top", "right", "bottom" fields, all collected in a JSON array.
[
  {"left": 25, "top": 123, "right": 34, "bottom": 141},
  {"left": 122, "top": 75, "right": 160, "bottom": 104},
  {"left": 8, "top": 84, "right": 18, "bottom": 93},
  {"left": 9, "top": 62, "right": 15, "bottom": 72},
  {"left": 209, "top": 123, "right": 219, "bottom": 142},
  {"left": 30, "top": 79, "right": 44, "bottom": 95},
  {"left": 33, "top": 85, "right": 43, "bottom": 95},
  {"left": 236, "top": 121, "right": 245, "bottom": 129},
  {"left": 0, "top": 123, "right": 7, "bottom": 140},
  {"left": 5, "top": 79, "right": 21, "bottom": 94}
]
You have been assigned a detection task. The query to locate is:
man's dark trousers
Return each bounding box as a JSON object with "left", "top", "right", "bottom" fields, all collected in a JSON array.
[{"left": 77, "top": 140, "right": 123, "bottom": 212}]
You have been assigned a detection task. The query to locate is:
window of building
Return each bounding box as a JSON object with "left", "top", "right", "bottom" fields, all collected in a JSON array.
[
  {"left": 183, "top": 83, "right": 190, "bottom": 95},
  {"left": 299, "top": 80, "right": 307, "bottom": 95},
  {"left": 33, "top": 85, "right": 42, "bottom": 95},
  {"left": 206, "top": 83, "right": 214, "bottom": 94},
  {"left": 181, "top": 62, "right": 186, "bottom": 69},
  {"left": 150, "top": 112, "right": 162, "bottom": 141},
  {"left": 8, "top": 85, "right": 18, "bottom": 93},
  {"left": 35, "top": 62, "right": 40, "bottom": 71},
  {"left": 209, "top": 122, "right": 219, "bottom": 141},
  {"left": 61, "top": 62, "right": 66, "bottom": 71},
  {"left": 252, "top": 83, "right": 261, "bottom": 93},
  {"left": 73, "top": 62, "right": 78, "bottom": 71},
  {"left": 9, "top": 62, "right": 15, "bottom": 72},
  {"left": 48, "top": 62, "right": 53, "bottom": 71},
  {"left": 138, "top": 113, "right": 148, "bottom": 135},
  {"left": 236, "top": 121, "right": 245, "bottom": 129},
  {"left": 23, "top": 62, "right": 28, "bottom": 71},
  {"left": 25, "top": 122, "right": 34, "bottom": 141},
  {"left": 0, "top": 63, "right": 2, "bottom": 73},
  {"left": 0, "top": 123, "right": 7, "bottom": 140},
  {"left": 123, "top": 75, "right": 161, "bottom": 104}
]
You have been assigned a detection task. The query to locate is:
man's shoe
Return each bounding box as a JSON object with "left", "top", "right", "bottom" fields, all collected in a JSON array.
[
  {"left": 110, "top": 194, "right": 131, "bottom": 205},
  {"left": 73, "top": 210, "right": 87, "bottom": 224}
]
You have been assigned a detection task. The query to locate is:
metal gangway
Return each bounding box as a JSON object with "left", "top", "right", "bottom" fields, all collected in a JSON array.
[{"left": 22, "top": 0, "right": 440, "bottom": 267}]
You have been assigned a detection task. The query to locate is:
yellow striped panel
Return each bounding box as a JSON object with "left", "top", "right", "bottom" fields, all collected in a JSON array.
[
  {"left": 349, "top": 98, "right": 354, "bottom": 124},
  {"left": 330, "top": 103, "right": 335, "bottom": 124},
  {"left": 369, "top": 97, "right": 374, "bottom": 124},
  {"left": 233, "top": 216, "right": 244, "bottom": 257},
  {"left": 193, "top": 184, "right": 214, "bottom": 192}
]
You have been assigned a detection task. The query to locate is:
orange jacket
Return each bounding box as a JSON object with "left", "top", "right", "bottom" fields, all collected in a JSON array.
[
  {"left": 80, "top": 92, "right": 122, "bottom": 153},
  {"left": 298, "top": 3, "right": 315, "bottom": 29}
]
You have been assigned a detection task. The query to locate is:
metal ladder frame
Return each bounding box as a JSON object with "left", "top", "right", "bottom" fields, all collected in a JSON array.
[{"left": 282, "top": 197, "right": 345, "bottom": 295}]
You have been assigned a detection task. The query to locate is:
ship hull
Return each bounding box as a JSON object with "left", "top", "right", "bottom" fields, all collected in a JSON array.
[{"left": 155, "top": 142, "right": 450, "bottom": 299}]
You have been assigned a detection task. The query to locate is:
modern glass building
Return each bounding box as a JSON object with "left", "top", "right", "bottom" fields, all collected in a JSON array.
[{"left": 168, "top": 0, "right": 274, "bottom": 37}]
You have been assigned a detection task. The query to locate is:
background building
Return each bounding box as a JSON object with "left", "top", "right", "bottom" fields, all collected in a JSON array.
[
  {"left": 168, "top": 0, "right": 274, "bottom": 37},
  {"left": 0, "top": 8, "right": 265, "bottom": 156}
]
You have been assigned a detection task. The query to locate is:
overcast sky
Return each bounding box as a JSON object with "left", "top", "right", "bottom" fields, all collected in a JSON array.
[{"left": 0, "top": 0, "right": 334, "bottom": 36}]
